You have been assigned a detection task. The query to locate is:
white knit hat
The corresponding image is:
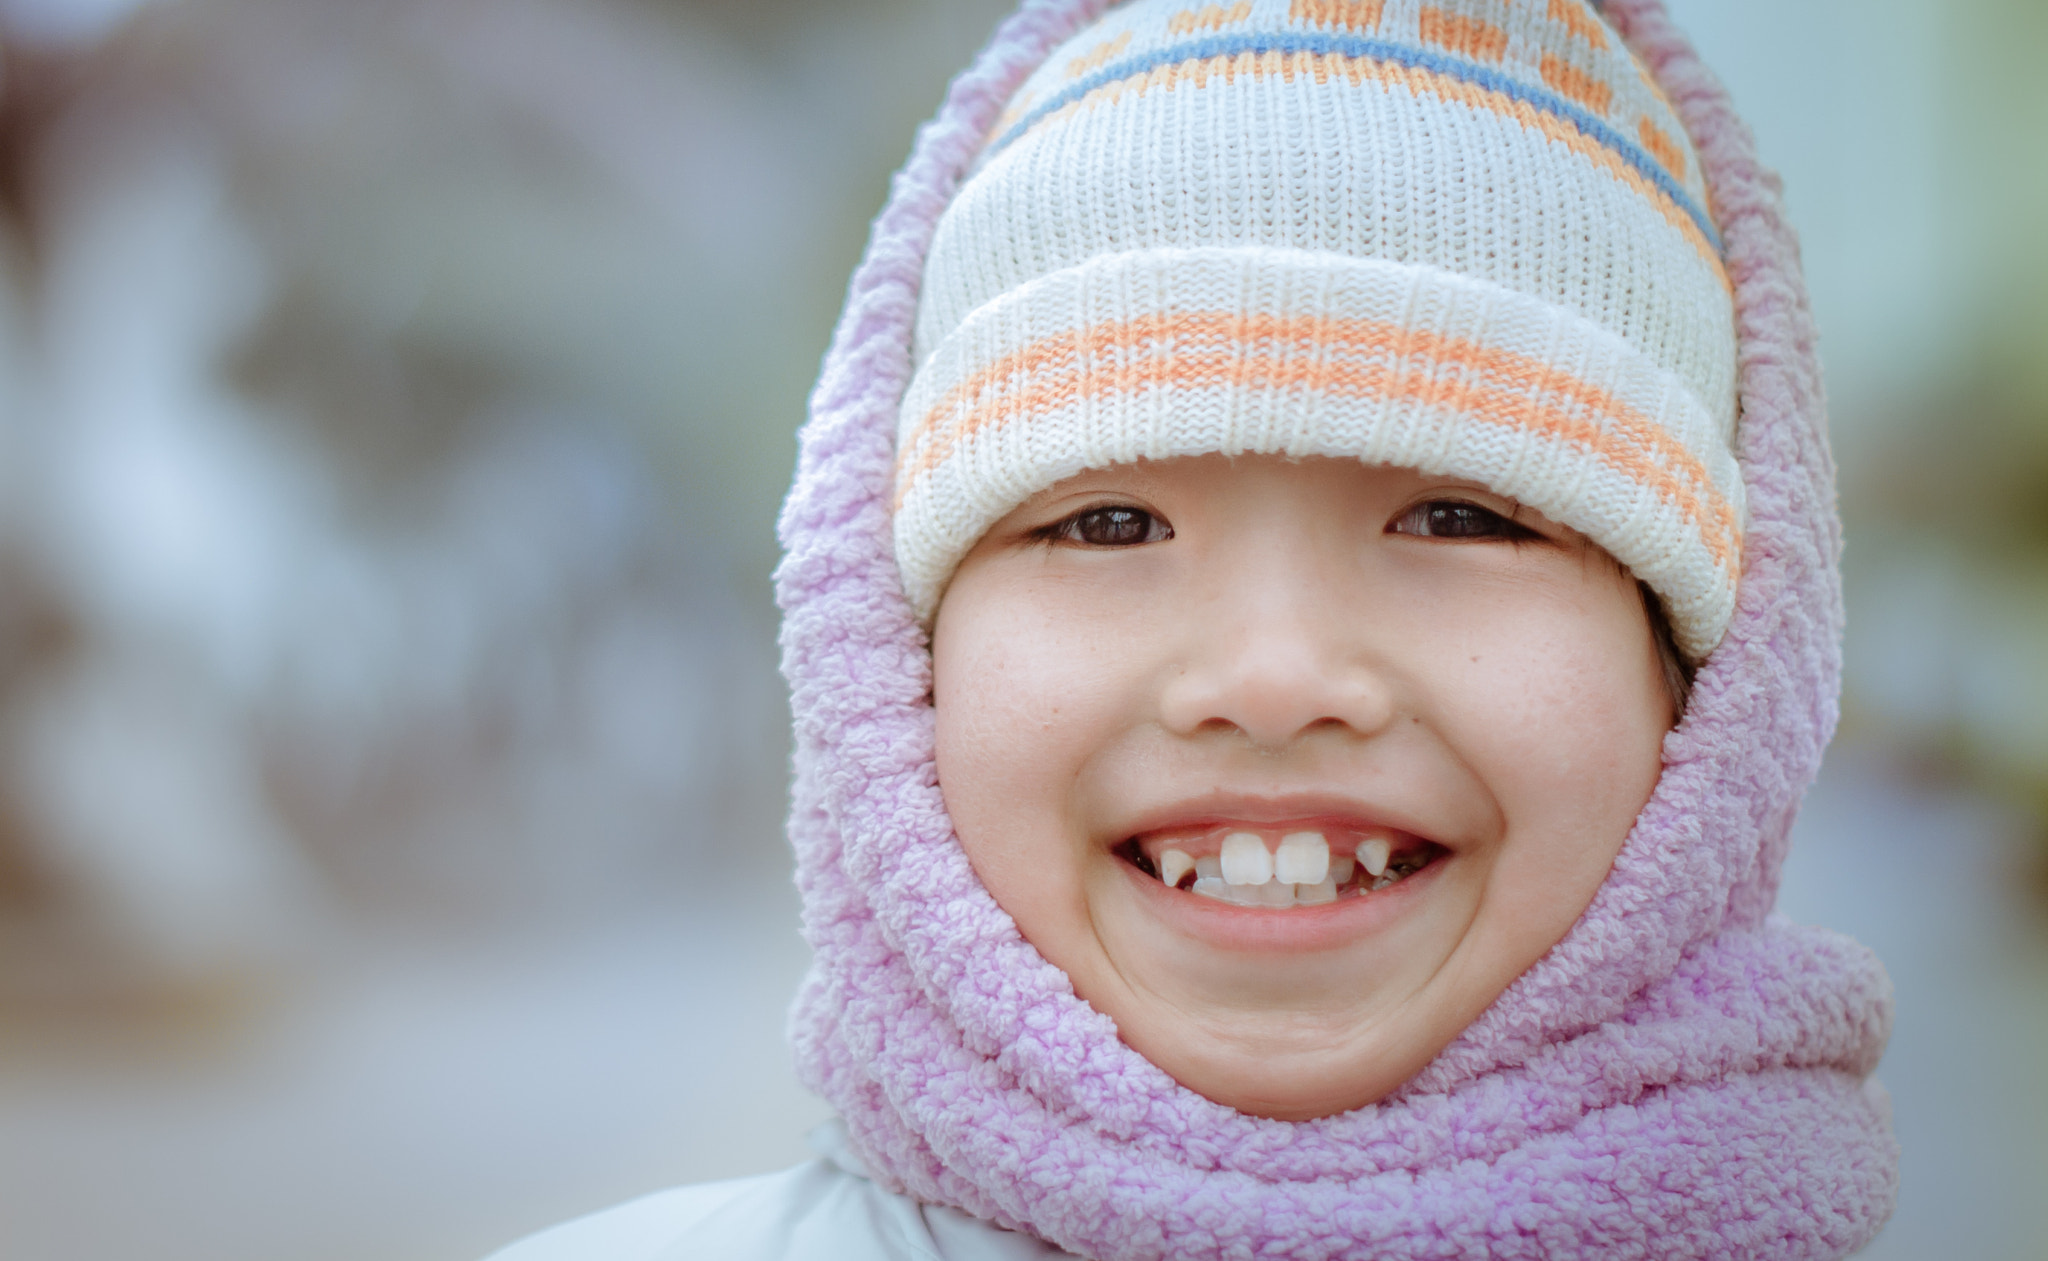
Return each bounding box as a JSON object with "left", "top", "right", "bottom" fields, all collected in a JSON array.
[{"left": 893, "top": 0, "right": 1742, "bottom": 659}]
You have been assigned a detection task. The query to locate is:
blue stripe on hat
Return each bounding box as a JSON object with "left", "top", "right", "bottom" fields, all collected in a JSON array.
[{"left": 984, "top": 29, "right": 1721, "bottom": 254}]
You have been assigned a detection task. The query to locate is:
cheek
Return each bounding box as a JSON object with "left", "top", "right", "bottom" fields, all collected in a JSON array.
[
  {"left": 930, "top": 579, "right": 1135, "bottom": 907},
  {"left": 1489, "top": 632, "right": 1665, "bottom": 783},
  {"left": 934, "top": 597, "right": 1075, "bottom": 795},
  {"left": 1441, "top": 585, "right": 1672, "bottom": 901}
]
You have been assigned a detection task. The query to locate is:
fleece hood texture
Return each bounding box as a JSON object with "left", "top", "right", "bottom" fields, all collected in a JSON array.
[{"left": 774, "top": 2, "right": 1899, "bottom": 1256}]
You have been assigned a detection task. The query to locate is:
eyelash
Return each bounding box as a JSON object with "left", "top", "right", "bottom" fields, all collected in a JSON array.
[
  {"left": 1033, "top": 505, "right": 1174, "bottom": 548},
  {"left": 1032, "top": 498, "right": 1535, "bottom": 547},
  {"left": 1387, "top": 499, "right": 1539, "bottom": 541}
]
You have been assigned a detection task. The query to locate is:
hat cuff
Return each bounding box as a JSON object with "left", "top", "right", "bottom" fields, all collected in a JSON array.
[{"left": 893, "top": 245, "right": 1743, "bottom": 659}]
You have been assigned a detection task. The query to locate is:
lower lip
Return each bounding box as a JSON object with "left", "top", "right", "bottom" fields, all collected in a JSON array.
[{"left": 1115, "top": 854, "right": 1444, "bottom": 953}]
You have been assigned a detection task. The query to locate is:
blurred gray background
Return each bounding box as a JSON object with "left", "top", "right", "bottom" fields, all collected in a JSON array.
[{"left": 0, "top": 1, "right": 2040, "bottom": 1258}]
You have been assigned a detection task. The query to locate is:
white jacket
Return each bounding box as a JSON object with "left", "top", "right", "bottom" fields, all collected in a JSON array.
[{"left": 484, "top": 1122, "right": 1079, "bottom": 1261}]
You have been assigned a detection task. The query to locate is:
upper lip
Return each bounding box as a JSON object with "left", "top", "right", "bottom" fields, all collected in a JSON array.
[{"left": 1105, "top": 790, "right": 1443, "bottom": 849}]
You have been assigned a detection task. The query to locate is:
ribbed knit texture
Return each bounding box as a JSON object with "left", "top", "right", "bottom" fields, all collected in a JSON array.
[
  {"left": 776, "top": 0, "right": 1898, "bottom": 1256},
  {"left": 893, "top": 0, "right": 1743, "bottom": 658}
]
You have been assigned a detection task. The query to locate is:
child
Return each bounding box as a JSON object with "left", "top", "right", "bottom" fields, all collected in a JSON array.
[{"left": 492, "top": 0, "right": 1897, "bottom": 1256}]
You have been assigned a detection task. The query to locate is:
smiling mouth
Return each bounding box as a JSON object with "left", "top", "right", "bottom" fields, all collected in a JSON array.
[{"left": 1115, "top": 827, "right": 1442, "bottom": 909}]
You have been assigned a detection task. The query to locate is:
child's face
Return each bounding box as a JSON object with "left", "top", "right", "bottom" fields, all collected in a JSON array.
[{"left": 931, "top": 455, "right": 1674, "bottom": 1120}]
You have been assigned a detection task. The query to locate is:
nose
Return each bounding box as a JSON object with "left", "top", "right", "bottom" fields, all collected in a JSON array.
[{"left": 1155, "top": 562, "right": 1399, "bottom": 750}]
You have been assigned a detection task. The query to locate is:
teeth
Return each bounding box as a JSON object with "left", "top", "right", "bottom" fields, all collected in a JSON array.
[
  {"left": 1253, "top": 879, "right": 1296, "bottom": 907},
  {"left": 1220, "top": 833, "right": 1272, "bottom": 885},
  {"left": 1296, "top": 878, "right": 1338, "bottom": 905},
  {"left": 1181, "top": 833, "right": 1414, "bottom": 908},
  {"left": 1273, "top": 832, "right": 1329, "bottom": 885},
  {"left": 1159, "top": 849, "right": 1195, "bottom": 888},
  {"left": 1220, "top": 881, "right": 1266, "bottom": 907},
  {"left": 1189, "top": 874, "right": 1263, "bottom": 906}
]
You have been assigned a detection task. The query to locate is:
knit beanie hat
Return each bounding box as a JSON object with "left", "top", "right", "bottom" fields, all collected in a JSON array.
[
  {"left": 894, "top": 0, "right": 1741, "bottom": 658},
  {"left": 779, "top": 1, "right": 1896, "bottom": 1256}
]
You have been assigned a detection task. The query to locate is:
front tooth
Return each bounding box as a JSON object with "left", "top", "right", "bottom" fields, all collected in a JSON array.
[
  {"left": 1192, "top": 876, "right": 1229, "bottom": 901},
  {"left": 1274, "top": 832, "right": 1329, "bottom": 884},
  {"left": 1195, "top": 855, "right": 1222, "bottom": 881},
  {"left": 1159, "top": 849, "right": 1195, "bottom": 888},
  {"left": 1296, "top": 878, "right": 1338, "bottom": 905},
  {"left": 1359, "top": 837, "right": 1392, "bottom": 878},
  {"left": 1220, "top": 833, "right": 1272, "bottom": 885},
  {"left": 1328, "top": 855, "right": 1356, "bottom": 886}
]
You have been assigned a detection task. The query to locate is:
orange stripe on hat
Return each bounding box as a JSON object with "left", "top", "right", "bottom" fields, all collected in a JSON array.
[{"left": 896, "top": 312, "right": 1741, "bottom": 577}]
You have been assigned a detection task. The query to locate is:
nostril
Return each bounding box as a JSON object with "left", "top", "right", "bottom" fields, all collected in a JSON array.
[{"left": 1157, "top": 645, "right": 1398, "bottom": 748}]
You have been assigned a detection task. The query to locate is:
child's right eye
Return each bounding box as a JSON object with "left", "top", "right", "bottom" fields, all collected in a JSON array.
[{"left": 1047, "top": 506, "right": 1173, "bottom": 548}]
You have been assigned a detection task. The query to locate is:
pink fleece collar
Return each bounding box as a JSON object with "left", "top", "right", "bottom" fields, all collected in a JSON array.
[{"left": 775, "top": 2, "right": 1897, "bottom": 1255}]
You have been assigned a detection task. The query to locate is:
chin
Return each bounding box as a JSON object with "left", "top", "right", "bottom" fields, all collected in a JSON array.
[
  {"left": 1136, "top": 1032, "right": 1426, "bottom": 1121},
  {"left": 1031, "top": 824, "right": 1500, "bottom": 1119}
]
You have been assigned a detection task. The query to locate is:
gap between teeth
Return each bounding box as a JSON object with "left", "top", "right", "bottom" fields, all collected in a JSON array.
[{"left": 1159, "top": 832, "right": 1412, "bottom": 907}]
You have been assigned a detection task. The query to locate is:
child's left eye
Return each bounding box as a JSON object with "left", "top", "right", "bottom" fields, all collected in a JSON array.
[
  {"left": 1049, "top": 506, "right": 1173, "bottom": 547},
  {"left": 1389, "top": 500, "right": 1537, "bottom": 540}
]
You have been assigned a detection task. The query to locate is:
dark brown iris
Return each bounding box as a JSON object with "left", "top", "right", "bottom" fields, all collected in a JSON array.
[{"left": 1074, "top": 507, "right": 1156, "bottom": 546}]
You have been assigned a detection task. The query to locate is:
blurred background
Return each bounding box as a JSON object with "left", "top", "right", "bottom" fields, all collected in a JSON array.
[{"left": 0, "top": 0, "right": 2038, "bottom": 1257}]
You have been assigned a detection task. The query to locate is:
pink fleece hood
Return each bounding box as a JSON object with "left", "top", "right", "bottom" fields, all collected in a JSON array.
[{"left": 774, "top": 1, "right": 1898, "bottom": 1256}]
